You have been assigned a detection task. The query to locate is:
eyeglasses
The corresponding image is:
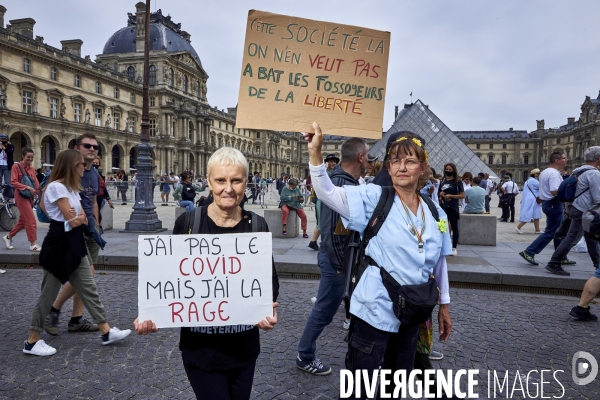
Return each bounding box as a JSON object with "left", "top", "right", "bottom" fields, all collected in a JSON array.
[
  {"left": 82, "top": 143, "right": 99, "bottom": 151},
  {"left": 389, "top": 158, "right": 421, "bottom": 170}
]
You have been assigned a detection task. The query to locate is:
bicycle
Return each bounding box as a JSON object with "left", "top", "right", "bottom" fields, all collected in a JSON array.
[{"left": 0, "top": 185, "right": 20, "bottom": 231}]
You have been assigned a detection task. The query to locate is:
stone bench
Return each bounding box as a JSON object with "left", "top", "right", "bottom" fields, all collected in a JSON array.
[
  {"left": 263, "top": 209, "right": 299, "bottom": 238},
  {"left": 457, "top": 213, "right": 496, "bottom": 246}
]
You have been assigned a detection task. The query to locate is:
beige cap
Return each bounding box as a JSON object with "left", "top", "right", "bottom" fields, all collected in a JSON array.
[{"left": 530, "top": 168, "right": 541, "bottom": 175}]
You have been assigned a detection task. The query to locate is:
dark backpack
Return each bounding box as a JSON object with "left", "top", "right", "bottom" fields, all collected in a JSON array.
[
  {"left": 182, "top": 206, "right": 266, "bottom": 234},
  {"left": 34, "top": 171, "right": 52, "bottom": 223},
  {"left": 181, "top": 183, "right": 196, "bottom": 202},
  {"left": 343, "top": 186, "right": 439, "bottom": 301},
  {"left": 556, "top": 167, "right": 594, "bottom": 202}
]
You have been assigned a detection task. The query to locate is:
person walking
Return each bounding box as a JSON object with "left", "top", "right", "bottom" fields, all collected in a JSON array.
[
  {"left": 439, "top": 163, "right": 464, "bottom": 256},
  {"left": 279, "top": 178, "right": 309, "bottom": 238},
  {"left": 515, "top": 169, "right": 542, "bottom": 234},
  {"left": 22, "top": 149, "right": 130, "bottom": 356},
  {"left": 3, "top": 147, "right": 40, "bottom": 251},
  {"left": 118, "top": 170, "right": 128, "bottom": 205},
  {"left": 519, "top": 151, "right": 571, "bottom": 266},
  {"left": 295, "top": 138, "right": 368, "bottom": 375},
  {"left": 160, "top": 173, "right": 171, "bottom": 205},
  {"left": 500, "top": 175, "right": 519, "bottom": 222},
  {"left": 0, "top": 134, "right": 14, "bottom": 197},
  {"left": 544, "top": 147, "right": 600, "bottom": 275}
]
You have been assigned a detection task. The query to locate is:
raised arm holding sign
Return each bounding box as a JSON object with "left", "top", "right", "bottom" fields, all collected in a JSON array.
[{"left": 134, "top": 147, "right": 279, "bottom": 400}]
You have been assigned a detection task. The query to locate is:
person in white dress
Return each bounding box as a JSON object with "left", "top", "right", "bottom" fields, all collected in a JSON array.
[{"left": 515, "top": 169, "right": 542, "bottom": 234}]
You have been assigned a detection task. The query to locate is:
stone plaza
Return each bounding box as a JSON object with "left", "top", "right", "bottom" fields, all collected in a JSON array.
[{"left": 0, "top": 190, "right": 599, "bottom": 399}]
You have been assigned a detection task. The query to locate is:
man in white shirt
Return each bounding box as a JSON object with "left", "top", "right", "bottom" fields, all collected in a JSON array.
[
  {"left": 500, "top": 175, "right": 520, "bottom": 222},
  {"left": 519, "top": 151, "right": 569, "bottom": 266},
  {"left": 484, "top": 173, "right": 493, "bottom": 214}
]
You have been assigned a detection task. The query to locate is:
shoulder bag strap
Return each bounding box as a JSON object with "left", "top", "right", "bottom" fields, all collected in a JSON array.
[
  {"left": 417, "top": 192, "right": 440, "bottom": 222},
  {"left": 192, "top": 206, "right": 203, "bottom": 234}
]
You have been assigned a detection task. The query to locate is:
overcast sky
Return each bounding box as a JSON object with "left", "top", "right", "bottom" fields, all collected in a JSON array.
[{"left": 5, "top": 0, "right": 600, "bottom": 133}]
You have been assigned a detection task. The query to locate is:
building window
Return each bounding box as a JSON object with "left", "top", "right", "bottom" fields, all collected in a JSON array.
[
  {"left": 95, "top": 108, "right": 102, "bottom": 126},
  {"left": 169, "top": 68, "right": 174, "bottom": 87},
  {"left": 95, "top": 81, "right": 101, "bottom": 94},
  {"left": 127, "top": 66, "right": 135, "bottom": 81},
  {"left": 74, "top": 103, "right": 82, "bottom": 122},
  {"left": 256, "top": 131, "right": 260, "bottom": 138},
  {"left": 150, "top": 97, "right": 155, "bottom": 107},
  {"left": 50, "top": 67, "right": 57, "bottom": 81},
  {"left": 113, "top": 112, "right": 120, "bottom": 130},
  {"left": 501, "top": 154, "right": 506, "bottom": 164},
  {"left": 183, "top": 75, "right": 188, "bottom": 93},
  {"left": 74, "top": 74, "right": 81, "bottom": 87},
  {"left": 130, "top": 93, "right": 136, "bottom": 103},
  {"left": 22, "top": 91, "right": 32, "bottom": 114},
  {"left": 556, "top": 138, "right": 561, "bottom": 144},
  {"left": 287, "top": 140, "right": 290, "bottom": 145},
  {"left": 129, "top": 117, "right": 136, "bottom": 133},
  {"left": 525, "top": 143, "right": 529, "bottom": 149},
  {"left": 488, "top": 154, "right": 494, "bottom": 164},
  {"left": 50, "top": 98, "right": 58, "bottom": 119},
  {"left": 476, "top": 144, "right": 480, "bottom": 149},
  {"left": 286, "top": 150, "right": 291, "bottom": 161},
  {"left": 489, "top": 144, "right": 494, "bottom": 149},
  {"left": 524, "top": 154, "right": 529, "bottom": 165},
  {"left": 23, "top": 58, "right": 30, "bottom": 73},
  {"left": 150, "top": 119, "right": 156, "bottom": 136},
  {"left": 114, "top": 87, "right": 119, "bottom": 99},
  {"left": 149, "top": 65, "right": 156, "bottom": 86},
  {"left": 502, "top": 143, "right": 507, "bottom": 149}
]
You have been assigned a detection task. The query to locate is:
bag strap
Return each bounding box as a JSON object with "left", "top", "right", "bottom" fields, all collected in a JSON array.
[
  {"left": 16, "top": 163, "right": 28, "bottom": 180},
  {"left": 249, "top": 211, "right": 267, "bottom": 232},
  {"left": 417, "top": 192, "right": 440, "bottom": 222},
  {"left": 573, "top": 167, "right": 595, "bottom": 200},
  {"left": 363, "top": 186, "right": 396, "bottom": 246},
  {"left": 192, "top": 206, "right": 203, "bottom": 234}
]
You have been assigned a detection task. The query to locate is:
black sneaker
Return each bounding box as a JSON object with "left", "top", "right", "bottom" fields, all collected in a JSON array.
[
  {"left": 561, "top": 259, "right": 577, "bottom": 265},
  {"left": 68, "top": 318, "right": 99, "bottom": 333},
  {"left": 296, "top": 354, "right": 332, "bottom": 375},
  {"left": 519, "top": 251, "right": 539, "bottom": 265},
  {"left": 545, "top": 264, "right": 570, "bottom": 276},
  {"left": 45, "top": 310, "right": 60, "bottom": 336},
  {"left": 308, "top": 241, "right": 319, "bottom": 251},
  {"left": 569, "top": 306, "right": 598, "bottom": 321}
]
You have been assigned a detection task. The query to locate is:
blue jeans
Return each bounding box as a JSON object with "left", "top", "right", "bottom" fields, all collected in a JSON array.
[
  {"left": 525, "top": 200, "right": 564, "bottom": 256},
  {"left": 179, "top": 200, "right": 195, "bottom": 211},
  {"left": 0, "top": 165, "right": 10, "bottom": 186},
  {"left": 297, "top": 249, "right": 345, "bottom": 361},
  {"left": 485, "top": 195, "right": 490, "bottom": 212}
]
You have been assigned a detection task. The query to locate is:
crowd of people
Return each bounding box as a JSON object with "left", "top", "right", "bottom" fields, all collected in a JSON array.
[{"left": 3, "top": 126, "right": 600, "bottom": 399}]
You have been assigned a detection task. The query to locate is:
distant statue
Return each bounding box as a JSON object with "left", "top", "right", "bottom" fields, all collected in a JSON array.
[
  {"left": 0, "top": 88, "right": 6, "bottom": 109},
  {"left": 125, "top": 119, "right": 130, "bottom": 132},
  {"left": 201, "top": 81, "right": 207, "bottom": 99},
  {"left": 84, "top": 109, "right": 91, "bottom": 124},
  {"left": 33, "top": 98, "right": 38, "bottom": 114},
  {"left": 60, "top": 102, "right": 66, "bottom": 119},
  {"left": 155, "top": 125, "right": 161, "bottom": 136},
  {"left": 536, "top": 119, "right": 545, "bottom": 130},
  {"left": 105, "top": 114, "right": 111, "bottom": 128}
]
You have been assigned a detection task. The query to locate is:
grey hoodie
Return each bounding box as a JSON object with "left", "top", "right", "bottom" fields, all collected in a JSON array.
[{"left": 572, "top": 165, "right": 600, "bottom": 213}]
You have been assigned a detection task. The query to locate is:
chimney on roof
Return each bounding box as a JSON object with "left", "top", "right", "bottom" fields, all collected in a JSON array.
[
  {"left": 568, "top": 117, "right": 575, "bottom": 124},
  {"left": 394, "top": 105, "right": 398, "bottom": 120},
  {"left": 9, "top": 17, "right": 35, "bottom": 39},
  {"left": 509, "top": 127, "right": 513, "bottom": 131},
  {"left": 135, "top": 2, "right": 147, "bottom": 53},
  {"left": 60, "top": 40, "right": 83, "bottom": 57},
  {"left": 0, "top": 6, "right": 7, "bottom": 29},
  {"left": 181, "top": 31, "right": 191, "bottom": 43}
]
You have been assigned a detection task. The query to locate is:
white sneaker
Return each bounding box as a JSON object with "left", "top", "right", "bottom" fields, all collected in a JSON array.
[
  {"left": 101, "top": 327, "right": 131, "bottom": 345},
  {"left": 514, "top": 227, "right": 523, "bottom": 234},
  {"left": 3, "top": 235, "right": 13, "bottom": 250},
  {"left": 0, "top": 269, "right": 5, "bottom": 274},
  {"left": 23, "top": 340, "right": 56, "bottom": 356},
  {"left": 451, "top": 248, "right": 458, "bottom": 256},
  {"left": 429, "top": 350, "right": 444, "bottom": 360},
  {"left": 342, "top": 319, "right": 350, "bottom": 330}
]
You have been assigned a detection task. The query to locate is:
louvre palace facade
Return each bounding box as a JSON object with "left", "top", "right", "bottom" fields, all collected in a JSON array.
[{"left": 0, "top": 3, "right": 305, "bottom": 179}]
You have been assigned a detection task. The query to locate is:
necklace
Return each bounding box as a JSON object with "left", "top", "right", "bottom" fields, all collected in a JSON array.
[{"left": 396, "top": 190, "right": 426, "bottom": 253}]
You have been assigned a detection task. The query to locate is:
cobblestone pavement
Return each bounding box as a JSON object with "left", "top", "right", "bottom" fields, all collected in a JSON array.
[{"left": 1, "top": 271, "right": 599, "bottom": 399}]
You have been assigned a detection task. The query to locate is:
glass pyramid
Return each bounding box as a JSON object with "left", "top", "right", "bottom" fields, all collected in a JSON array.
[{"left": 370, "top": 100, "right": 499, "bottom": 179}]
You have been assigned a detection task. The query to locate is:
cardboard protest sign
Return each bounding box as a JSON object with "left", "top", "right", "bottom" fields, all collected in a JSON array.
[
  {"left": 236, "top": 10, "right": 390, "bottom": 139},
  {"left": 138, "top": 233, "right": 273, "bottom": 328}
]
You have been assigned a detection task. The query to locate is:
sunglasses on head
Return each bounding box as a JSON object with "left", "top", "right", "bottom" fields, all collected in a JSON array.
[{"left": 82, "top": 143, "right": 99, "bottom": 150}]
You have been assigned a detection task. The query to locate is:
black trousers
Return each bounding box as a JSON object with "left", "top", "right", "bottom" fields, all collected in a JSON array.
[
  {"left": 345, "top": 317, "right": 420, "bottom": 399},
  {"left": 445, "top": 207, "right": 460, "bottom": 248},
  {"left": 182, "top": 351, "right": 256, "bottom": 400},
  {"left": 500, "top": 196, "right": 515, "bottom": 221}
]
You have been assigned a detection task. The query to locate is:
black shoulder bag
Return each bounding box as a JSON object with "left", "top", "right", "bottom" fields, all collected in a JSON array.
[{"left": 345, "top": 186, "right": 441, "bottom": 326}]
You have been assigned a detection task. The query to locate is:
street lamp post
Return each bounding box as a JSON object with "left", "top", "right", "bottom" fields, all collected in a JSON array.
[{"left": 124, "top": 0, "right": 165, "bottom": 232}]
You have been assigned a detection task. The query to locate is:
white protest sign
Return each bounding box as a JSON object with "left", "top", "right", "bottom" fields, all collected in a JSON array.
[{"left": 138, "top": 233, "right": 273, "bottom": 328}]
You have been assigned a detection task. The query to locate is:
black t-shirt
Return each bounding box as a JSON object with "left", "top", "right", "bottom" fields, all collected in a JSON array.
[
  {"left": 439, "top": 179, "right": 464, "bottom": 213},
  {"left": 175, "top": 207, "right": 279, "bottom": 372}
]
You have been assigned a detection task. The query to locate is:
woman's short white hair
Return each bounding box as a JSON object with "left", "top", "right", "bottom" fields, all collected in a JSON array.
[{"left": 207, "top": 147, "right": 248, "bottom": 178}]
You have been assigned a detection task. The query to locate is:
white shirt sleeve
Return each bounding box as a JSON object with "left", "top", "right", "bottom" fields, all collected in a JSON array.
[
  {"left": 433, "top": 256, "right": 450, "bottom": 304},
  {"left": 308, "top": 162, "right": 350, "bottom": 219}
]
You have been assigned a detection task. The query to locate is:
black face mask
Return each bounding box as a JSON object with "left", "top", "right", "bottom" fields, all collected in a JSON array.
[
  {"left": 445, "top": 171, "right": 454, "bottom": 177},
  {"left": 92, "top": 165, "right": 98, "bottom": 169}
]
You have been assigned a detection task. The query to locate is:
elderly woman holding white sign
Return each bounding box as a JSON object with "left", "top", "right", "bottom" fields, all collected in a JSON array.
[
  {"left": 304, "top": 122, "right": 452, "bottom": 398},
  {"left": 134, "top": 147, "right": 279, "bottom": 400}
]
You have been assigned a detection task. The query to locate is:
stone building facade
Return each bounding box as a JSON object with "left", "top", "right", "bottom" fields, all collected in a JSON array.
[{"left": 0, "top": 3, "right": 303, "bottom": 179}]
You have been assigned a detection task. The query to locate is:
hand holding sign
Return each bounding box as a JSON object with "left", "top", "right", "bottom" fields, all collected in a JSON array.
[{"left": 303, "top": 122, "right": 325, "bottom": 166}]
